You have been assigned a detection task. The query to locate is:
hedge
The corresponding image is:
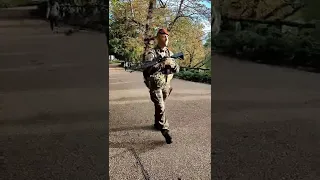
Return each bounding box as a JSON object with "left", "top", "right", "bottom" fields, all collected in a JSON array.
[
  {"left": 174, "top": 70, "right": 211, "bottom": 84},
  {"left": 212, "top": 28, "right": 320, "bottom": 69}
]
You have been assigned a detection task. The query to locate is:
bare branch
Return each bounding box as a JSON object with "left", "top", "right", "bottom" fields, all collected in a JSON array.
[
  {"left": 167, "top": 0, "right": 184, "bottom": 31},
  {"left": 262, "top": 3, "right": 290, "bottom": 19},
  {"left": 240, "top": 8, "right": 249, "bottom": 17},
  {"left": 167, "top": 12, "right": 197, "bottom": 31},
  {"left": 129, "top": 18, "right": 144, "bottom": 28},
  {"left": 192, "top": 58, "right": 210, "bottom": 68},
  {"left": 158, "top": 0, "right": 167, "bottom": 8},
  {"left": 177, "top": 0, "right": 184, "bottom": 16},
  {"left": 281, "top": 4, "right": 306, "bottom": 20}
]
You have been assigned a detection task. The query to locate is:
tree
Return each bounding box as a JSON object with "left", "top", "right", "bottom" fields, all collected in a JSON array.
[
  {"left": 193, "top": 32, "right": 211, "bottom": 69},
  {"left": 121, "top": 0, "right": 210, "bottom": 62},
  {"left": 169, "top": 18, "right": 206, "bottom": 67},
  {"left": 109, "top": 0, "right": 209, "bottom": 66}
]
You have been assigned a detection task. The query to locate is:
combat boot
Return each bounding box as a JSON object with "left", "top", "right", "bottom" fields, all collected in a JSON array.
[{"left": 161, "top": 129, "right": 172, "bottom": 144}]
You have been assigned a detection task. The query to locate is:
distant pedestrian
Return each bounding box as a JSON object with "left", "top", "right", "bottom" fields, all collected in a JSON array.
[
  {"left": 124, "top": 61, "right": 128, "bottom": 71},
  {"left": 46, "top": 0, "right": 60, "bottom": 33}
]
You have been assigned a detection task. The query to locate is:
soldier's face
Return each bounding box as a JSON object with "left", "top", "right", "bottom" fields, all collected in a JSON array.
[{"left": 157, "top": 34, "right": 169, "bottom": 46}]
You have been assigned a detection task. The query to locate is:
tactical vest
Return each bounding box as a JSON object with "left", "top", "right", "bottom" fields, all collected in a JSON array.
[{"left": 144, "top": 47, "right": 173, "bottom": 89}]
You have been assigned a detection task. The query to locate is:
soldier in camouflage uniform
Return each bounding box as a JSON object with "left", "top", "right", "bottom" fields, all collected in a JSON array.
[{"left": 142, "top": 28, "right": 179, "bottom": 144}]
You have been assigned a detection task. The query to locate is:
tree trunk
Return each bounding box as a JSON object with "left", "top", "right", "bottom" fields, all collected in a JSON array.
[
  {"left": 143, "top": 0, "right": 156, "bottom": 61},
  {"left": 189, "top": 55, "right": 193, "bottom": 67},
  {"left": 281, "top": 4, "right": 306, "bottom": 20},
  {"left": 188, "top": 48, "right": 195, "bottom": 67},
  {"left": 212, "top": 5, "right": 222, "bottom": 35},
  {"left": 129, "top": 0, "right": 135, "bottom": 18}
]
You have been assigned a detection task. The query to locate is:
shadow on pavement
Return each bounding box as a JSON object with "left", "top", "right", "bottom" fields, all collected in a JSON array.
[
  {"left": 213, "top": 119, "right": 320, "bottom": 179},
  {"left": 63, "top": 28, "right": 81, "bottom": 36},
  {"left": 109, "top": 140, "right": 166, "bottom": 155},
  {"left": 109, "top": 125, "right": 167, "bottom": 154},
  {"left": 0, "top": 109, "right": 108, "bottom": 126},
  {"left": 49, "top": 27, "right": 81, "bottom": 36},
  {"left": 109, "top": 125, "right": 158, "bottom": 132},
  {"left": 2, "top": 131, "right": 108, "bottom": 180}
]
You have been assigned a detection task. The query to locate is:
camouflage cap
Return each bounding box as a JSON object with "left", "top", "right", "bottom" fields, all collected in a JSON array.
[{"left": 157, "top": 28, "right": 169, "bottom": 36}]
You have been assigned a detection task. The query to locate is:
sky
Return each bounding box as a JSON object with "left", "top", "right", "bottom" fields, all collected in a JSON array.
[
  {"left": 202, "top": 1, "right": 211, "bottom": 8},
  {"left": 200, "top": 1, "right": 211, "bottom": 39}
]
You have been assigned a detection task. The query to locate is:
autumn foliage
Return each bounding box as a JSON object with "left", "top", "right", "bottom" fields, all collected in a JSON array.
[{"left": 109, "top": 0, "right": 211, "bottom": 69}]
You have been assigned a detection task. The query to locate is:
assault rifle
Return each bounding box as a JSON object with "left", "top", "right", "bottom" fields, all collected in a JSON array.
[
  {"left": 127, "top": 52, "right": 184, "bottom": 75},
  {"left": 142, "top": 52, "right": 184, "bottom": 69},
  {"left": 143, "top": 52, "right": 184, "bottom": 82}
]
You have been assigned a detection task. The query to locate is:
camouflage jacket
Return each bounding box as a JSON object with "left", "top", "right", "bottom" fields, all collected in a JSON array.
[{"left": 142, "top": 46, "right": 179, "bottom": 78}]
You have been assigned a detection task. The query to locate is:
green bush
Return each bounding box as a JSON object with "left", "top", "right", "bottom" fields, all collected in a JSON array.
[
  {"left": 213, "top": 28, "right": 320, "bottom": 69},
  {"left": 175, "top": 70, "right": 211, "bottom": 84},
  {"left": 114, "top": 63, "right": 211, "bottom": 84}
]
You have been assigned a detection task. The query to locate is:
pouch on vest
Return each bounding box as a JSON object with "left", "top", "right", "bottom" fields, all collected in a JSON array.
[{"left": 146, "top": 72, "right": 166, "bottom": 89}]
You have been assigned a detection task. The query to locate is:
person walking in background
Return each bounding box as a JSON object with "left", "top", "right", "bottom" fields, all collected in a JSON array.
[{"left": 46, "top": 0, "right": 60, "bottom": 33}]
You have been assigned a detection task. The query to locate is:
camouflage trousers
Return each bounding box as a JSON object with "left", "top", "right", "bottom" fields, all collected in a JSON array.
[{"left": 149, "top": 84, "right": 173, "bottom": 130}]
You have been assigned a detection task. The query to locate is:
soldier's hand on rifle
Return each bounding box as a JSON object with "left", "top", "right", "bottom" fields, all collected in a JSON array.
[
  {"left": 169, "top": 60, "right": 177, "bottom": 69},
  {"left": 167, "top": 58, "right": 179, "bottom": 73},
  {"left": 164, "top": 58, "right": 176, "bottom": 68}
]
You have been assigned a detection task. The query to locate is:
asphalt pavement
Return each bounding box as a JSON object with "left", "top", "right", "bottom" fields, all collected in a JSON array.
[
  {"left": 109, "top": 66, "right": 211, "bottom": 180},
  {"left": 212, "top": 56, "right": 320, "bottom": 179},
  {"left": 0, "top": 20, "right": 109, "bottom": 180}
]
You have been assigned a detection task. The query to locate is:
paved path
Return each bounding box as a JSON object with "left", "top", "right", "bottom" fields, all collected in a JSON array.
[
  {"left": 212, "top": 56, "right": 320, "bottom": 179},
  {"left": 109, "top": 66, "right": 211, "bottom": 179},
  {"left": 0, "top": 20, "right": 108, "bottom": 179},
  {"left": 110, "top": 54, "right": 320, "bottom": 179}
]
